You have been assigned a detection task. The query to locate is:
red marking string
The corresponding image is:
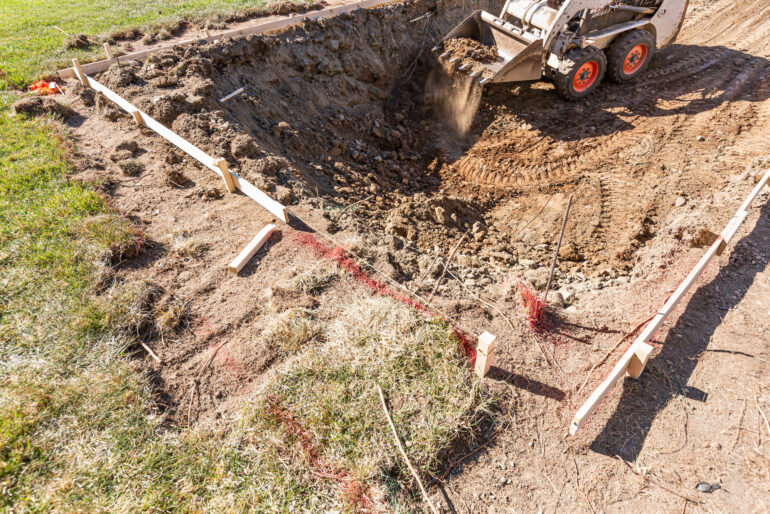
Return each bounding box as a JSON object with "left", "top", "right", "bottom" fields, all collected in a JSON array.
[
  {"left": 266, "top": 395, "right": 375, "bottom": 512},
  {"left": 292, "top": 231, "right": 476, "bottom": 363}
]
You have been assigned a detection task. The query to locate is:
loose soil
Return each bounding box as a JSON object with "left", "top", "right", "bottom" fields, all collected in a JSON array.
[{"left": 60, "top": 0, "right": 770, "bottom": 510}]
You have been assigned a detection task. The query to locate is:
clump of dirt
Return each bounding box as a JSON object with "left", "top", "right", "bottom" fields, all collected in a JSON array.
[
  {"left": 443, "top": 37, "right": 498, "bottom": 63},
  {"left": 267, "top": 1, "right": 326, "bottom": 16},
  {"left": 165, "top": 168, "right": 189, "bottom": 186},
  {"left": 111, "top": 140, "right": 139, "bottom": 161},
  {"left": 119, "top": 160, "right": 143, "bottom": 176},
  {"left": 65, "top": 34, "right": 93, "bottom": 49},
  {"left": 196, "top": 185, "right": 223, "bottom": 200},
  {"left": 106, "top": 27, "right": 143, "bottom": 43},
  {"left": 13, "top": 97, "right": 74, "bottom": 119}
]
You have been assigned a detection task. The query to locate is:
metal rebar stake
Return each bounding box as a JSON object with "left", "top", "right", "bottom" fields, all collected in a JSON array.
[{"left": 543, "top": 194, "right": 573, "bottom": 305}]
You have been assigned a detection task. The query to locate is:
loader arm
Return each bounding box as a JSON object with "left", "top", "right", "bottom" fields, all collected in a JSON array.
[{"left": 542, "top": 0, "right": 622, "bottom": 66}]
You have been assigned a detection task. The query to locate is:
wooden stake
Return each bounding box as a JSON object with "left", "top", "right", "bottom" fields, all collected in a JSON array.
[
  {"left": 474, "top": 331, "right": 496, "bottom": 378},
  {"left": 103, "top": 42, "right": 114, "bottom": 59},
  {"left": 131, "top": 109, "right": 145, "bottom": 127},
  {"left": 204, "top": 29, "right": 212, "bottom": 37},
  {"left": 228, "top": 224, "right": 276, "bottom": 274},
  {"left": 214, "top": 158, "right": 236, "bottom": 193},
  {"left": 544, "top": 194, "right": 572, "bottom": 305},
  {"left": 71, "top": 58, "right": 90, "bottom": 88},
  {"left": 625, "top": 341, "right": 654, "bottom": 379}
]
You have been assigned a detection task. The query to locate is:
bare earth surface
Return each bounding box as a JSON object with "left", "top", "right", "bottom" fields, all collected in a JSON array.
[{"left": 59, "top": 0, "right": 770, "bottom": 510}]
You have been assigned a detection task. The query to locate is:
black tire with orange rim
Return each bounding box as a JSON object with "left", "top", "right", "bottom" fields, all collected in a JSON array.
[
  {"left": 607, "top": 29, "right": 655, "bottom": 82},
  {"left": 553, "top": 47, "right": 607, "bottom": 100}
]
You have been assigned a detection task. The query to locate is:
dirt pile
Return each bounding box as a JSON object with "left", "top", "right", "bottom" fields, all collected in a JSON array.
[{"left": 443, "top": 37, "right": 498, "bottom": 63}]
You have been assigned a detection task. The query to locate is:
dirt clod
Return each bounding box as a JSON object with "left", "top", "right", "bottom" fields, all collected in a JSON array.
[
  {"left": 13, "top": 97, "right": 74, "bottom": 119},
  {"left": 65, "top": 34, "right": 92, "bottom": 49},
  {"left": 197, "top": 185, "right": 223, "bottom": 200},
  {"left": 165, "top": 168, "right": 189, "bottom": 186},
  {"left": 119, "top": 160, "right": 144, "bottom": 176}
]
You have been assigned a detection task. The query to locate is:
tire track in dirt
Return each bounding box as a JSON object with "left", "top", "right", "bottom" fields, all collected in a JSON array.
[{"left": 441, "top": 0, "right": 770, "bottom": 268}]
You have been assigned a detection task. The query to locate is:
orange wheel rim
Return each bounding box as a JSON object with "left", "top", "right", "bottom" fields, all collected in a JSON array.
[
  {"left": 573, "top": 61, "right": 599, "bottom": 92},
  {"left": 623, "top": 44, "right": 648, "bottom": 75}
]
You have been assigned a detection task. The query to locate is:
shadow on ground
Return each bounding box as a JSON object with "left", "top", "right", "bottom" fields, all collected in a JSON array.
[{"left": 590, "top": 202, "right": 770, "bottom": 460}]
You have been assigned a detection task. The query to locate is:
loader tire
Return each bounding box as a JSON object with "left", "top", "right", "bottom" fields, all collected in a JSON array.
[
  {"left": 553, "top": 48, "right": 607, "bottom": 100},
  {"left": 607, "top": 30, "right": 655, "bottom": 82}
]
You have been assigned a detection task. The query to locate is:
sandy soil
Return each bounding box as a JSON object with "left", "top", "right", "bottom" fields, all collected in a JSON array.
[{"left": 58, "top": 0, "right": 770, "bottom": 509}]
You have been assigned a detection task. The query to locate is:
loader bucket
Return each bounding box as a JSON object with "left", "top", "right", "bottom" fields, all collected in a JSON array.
[{"left": 440, "top": 10, "right": 543, "bottom": 84}]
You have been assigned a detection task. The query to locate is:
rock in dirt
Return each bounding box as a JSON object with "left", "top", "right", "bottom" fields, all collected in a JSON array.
[
  {"left": 13, "top": 97, "right": 74, "bottom": 119},
  {"left": 558, "top": 287, "right": 575, "bottom": 304},
  {"left": 675, "top": 196, "right": 687, "bottom": 207},
  {"left": 558, "top": 242, "right": 583, "bottom": 262},
  {"left": 695, "top": 482, "right": 721, "bottom": 493},
  {"left": 549, "top": 291, "right": 566, "bottom": 308}
]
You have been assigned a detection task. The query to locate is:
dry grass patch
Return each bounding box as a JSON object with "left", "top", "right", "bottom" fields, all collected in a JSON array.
[
  {"left": 268, "top": 295, "right": 492, "bottom": 504},
  {"left": 264, "top": 307, "right": 320, "bottom": 356},
  {"left": 290, "top": 265, "right": 338, "bottom": 295}
]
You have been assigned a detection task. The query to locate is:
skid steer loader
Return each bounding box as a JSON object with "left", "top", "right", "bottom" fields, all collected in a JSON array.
[{"left": 432, "top": 0, "right": 689, "bottom": 99}]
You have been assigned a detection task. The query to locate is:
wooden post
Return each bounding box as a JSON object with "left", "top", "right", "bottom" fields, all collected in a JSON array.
[
  {"left": 214, "top": 158, "right": 236, "bottom": 193},
  {"left": 71, "top": 58, "right": 90, "bottom": 88},
  {"left": 474, "top": 332, "right": 496, "bottom": 378},
  {"left": 131, "top": 109, "right": 145, "bottom": 127},
  {"left": 204, "top": 29, "right": 212, "bottom": 38},
  {"left": 228, "top": 224, "right": 276, "bottom": 274},
  {"left": 625, "top": 341, "right": 653, "bottom": 379},
  {"left": 103, "top": 42, "right": 114, "bottom": 59}
]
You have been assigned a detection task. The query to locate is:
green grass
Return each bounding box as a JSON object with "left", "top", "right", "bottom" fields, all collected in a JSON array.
[
  {"left": 271, "top": 298, "right": 489, "bottom": 486},
  {"left": 0, "top": 95, "right": 336, "bottom": 511},
  {"left": 0, "top": 0, "right": 316, "bottom": 88}
]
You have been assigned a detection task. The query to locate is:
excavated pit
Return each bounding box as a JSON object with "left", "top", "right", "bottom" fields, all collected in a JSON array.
[{"left": 91, "top": 0, "right": 770, "bottom": 284}]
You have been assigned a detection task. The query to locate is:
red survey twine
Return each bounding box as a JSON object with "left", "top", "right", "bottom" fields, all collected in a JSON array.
[
  {"left": 265, "top": 395, "right": 376, "bottom": 512},
  {"left": 291, "top": 231, "right": 477, "bottom": 363}
]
